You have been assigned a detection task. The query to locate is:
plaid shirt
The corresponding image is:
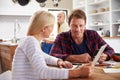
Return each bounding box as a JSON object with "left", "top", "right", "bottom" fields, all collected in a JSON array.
[{"left": 50, "top": 30, "right": 114, "bottom": 60}]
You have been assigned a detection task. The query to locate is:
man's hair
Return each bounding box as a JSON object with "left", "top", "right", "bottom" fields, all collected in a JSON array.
[{"left": 68, "top": 9, "right": 86, "bottom": 25}]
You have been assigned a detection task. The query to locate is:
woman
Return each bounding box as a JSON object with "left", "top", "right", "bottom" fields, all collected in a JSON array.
[
  {"left": 57, "top": 11, "right": 70, "bottom": 33},
  {"left": 12, "top": 10, "right": 93, "bottom": 80}
]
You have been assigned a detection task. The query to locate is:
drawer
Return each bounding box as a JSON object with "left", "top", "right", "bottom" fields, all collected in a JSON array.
[
  {"left": 1, "top": 57, "right": 11, "bottom": 72},
  {"left": 0, "top": 46, "right": 11, "bottom": 52},
  {"left": 1, "top": 57, "right": 11, "bottom": 67},
  {"left": 1, "top": 51, "right": 11, "bottom": 61},
  {"left": 0, "top": 44, "right": 17, "bottom": 72}
]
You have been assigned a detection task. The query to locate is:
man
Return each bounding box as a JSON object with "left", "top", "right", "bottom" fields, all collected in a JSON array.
[
  {"left": 50, "top": 9, "right": 114, "bottom": 64},
  {"left": 57, "top": 11, "right": 70, "bottom": 33}
]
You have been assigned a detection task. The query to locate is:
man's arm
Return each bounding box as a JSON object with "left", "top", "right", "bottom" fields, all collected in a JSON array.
[
  {"left": 65, "top": 53, "right": 92, "bottom": 63},
  {"left": 94, "top": 31, "right": 115, "bottom": 59},
  {"left": 50, "top": 34, "right": 69, "bottom": 60}
]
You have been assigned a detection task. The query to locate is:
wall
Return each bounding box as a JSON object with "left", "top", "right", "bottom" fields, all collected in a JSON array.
[
  {"left": 0, "top": 0, "right": 73, "bottom": 14},
  {"left": 104, "top": 38, "right": 120, "bottom": 53},
  {"left": 0, "top": 0, "right": 72, "bottom": 40}
]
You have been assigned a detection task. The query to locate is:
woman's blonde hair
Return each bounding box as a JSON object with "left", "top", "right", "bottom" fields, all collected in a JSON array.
[{"left": 27, "top": 10, "right": 55, "bottom": 36}]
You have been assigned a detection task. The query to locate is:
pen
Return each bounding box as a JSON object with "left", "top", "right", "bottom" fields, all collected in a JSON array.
[
  {"left": 72, "top": 63, "right": 82, "bottom": 65},
  {"left": 75, "top": 64, "right": 81, "bottom": 69},
  {"left": 106, "top": 66, "right": 120, "bottom": 69}
]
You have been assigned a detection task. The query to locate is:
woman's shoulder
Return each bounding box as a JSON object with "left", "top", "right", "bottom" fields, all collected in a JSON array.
[
  {"left": 19, "top": 36, "right": 32, "bottom": 42},
  {"left": 18, "top": 36, "right": 36, "bottom": 46}
]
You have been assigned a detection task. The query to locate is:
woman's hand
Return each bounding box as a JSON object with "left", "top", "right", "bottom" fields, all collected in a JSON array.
[
  {"left": 76, "top": 62, "right": 94, "bottom": 78},
  {"left": 57, "top": 59, "right": 73, "bottom": 68},
  {"left": 69, "top": 62, "right": 94, "bottom": 78}
]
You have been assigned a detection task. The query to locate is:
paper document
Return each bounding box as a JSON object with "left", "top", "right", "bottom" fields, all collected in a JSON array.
[
  {"left": 103, "top": 68, "right": 120, "bottom": 73},
  {"left": 71, "top": 64, "right": 82, "bottom": 69},
  {"left": 92, "top": 44, "right": 107, "bottom": 65}
]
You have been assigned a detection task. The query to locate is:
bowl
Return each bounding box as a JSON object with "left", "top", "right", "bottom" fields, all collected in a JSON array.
[
  {"left": 98, "top": 8, "right": 106, "bottom": 12},
  {"left": 92, "top": 10, "right": 98, "bottom": 13},
  {"left": 112, "top": 53, "right": 120, "bottom": 62}
]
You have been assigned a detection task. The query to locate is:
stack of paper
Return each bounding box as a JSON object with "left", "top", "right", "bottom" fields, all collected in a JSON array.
[
  {"left": 102, "top": 60, "right": 120, "bottom": 73},
  {"left": 103, "top": 68, "right": 120, "bottom": 73}
]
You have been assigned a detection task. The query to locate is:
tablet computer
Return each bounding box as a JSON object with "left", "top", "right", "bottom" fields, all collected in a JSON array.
[{"left": 92, "top": 44, "right": 107, "bottom": 65}]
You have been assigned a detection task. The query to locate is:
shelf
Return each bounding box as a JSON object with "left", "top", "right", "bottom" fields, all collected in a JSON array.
[
  {"left": 103, "top": 36, "right": 120, "bottom": 39},
  {"left": 88, "top": 11, "right": 109, "bottom": 16},
  {"left": 88, "top": 0, "right": 109, "bottom": 6},
  {"left": 74, "top": 5, "right": 85, "bottom": 10},
  {"left": 73, "top": 0, "right": 86, "bottom": 9},
  {"left": 89, "top": 24, "right": 109, "bottom": 27},
  {"left": 77, "top": 5, "right": 85, "bottom": 8},
  {"left": 112, "top": 9, "right": 120, "bottom": 12},
  {"left": 0, "top": 11, "right": 33, "bottom": 16},
  {"left": 112, "top": 22, "right": 120, "bottom": 25}
]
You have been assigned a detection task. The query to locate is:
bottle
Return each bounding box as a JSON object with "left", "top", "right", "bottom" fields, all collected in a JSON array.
[
  {"left": 99, "top": 28, "right": 104, "bottom": 36},
  {"left": 106, "top": 30, "right": 110, "bottom": 37},
  {"left": 118, "top": 25, "right": 120, "bottom": 36}
]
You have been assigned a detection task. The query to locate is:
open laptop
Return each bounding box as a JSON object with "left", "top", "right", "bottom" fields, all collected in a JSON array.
[{"left": 92, "top": 44, "right": 107, "bottom": 65}]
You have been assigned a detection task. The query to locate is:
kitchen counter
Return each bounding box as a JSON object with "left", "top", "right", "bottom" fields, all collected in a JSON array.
[{"left": 0, "top": 41, "right": 17, "bottom": 46}]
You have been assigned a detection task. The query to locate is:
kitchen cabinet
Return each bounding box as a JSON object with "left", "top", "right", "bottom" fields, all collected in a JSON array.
[
  {"left": 111, "top": 0, "right": 120, "bottom": 37},
  {"left": 73, "top": 0, "right": 120, "bottom": 38},
  {"left": 0, "top": 44, "right": 17, "bottom": 73},
  {"left": 73, "top": 0, "right": 86, "bottom": 11}
]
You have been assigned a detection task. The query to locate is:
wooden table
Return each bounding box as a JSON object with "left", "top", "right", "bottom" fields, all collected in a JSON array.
[
  {"left": 49, "top": 63, "right": 120, "bottom": 80},
  {"left": 69, "top": 67, "right": 120, "bottom": 80}
]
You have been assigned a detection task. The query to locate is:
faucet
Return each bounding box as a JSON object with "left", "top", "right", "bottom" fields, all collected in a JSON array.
[{"left": 12, "top": 19, "right": 20, "bottom": 43}]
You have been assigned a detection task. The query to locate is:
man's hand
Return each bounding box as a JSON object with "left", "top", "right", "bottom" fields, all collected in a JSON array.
[
  {"left": 98, "top": 53, "right": 108, "bottom": 64},
  {"left": 65, "top": 53, "right": 92, "bottom": 63}
]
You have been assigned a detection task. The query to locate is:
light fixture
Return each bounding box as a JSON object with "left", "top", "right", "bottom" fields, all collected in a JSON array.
[
  {"left": 12, "top": 0, "right": 17, "bottom": 3},
  {"left": 52, "top": 0, "right": 61, "bottom": 7},
  {"left": 36, "top": 0, "right": 47, "bottom": 7},
  {"left": 12, "top": 0, "right": 61, "bottom": 7},
  {"left": 12, "top": 0, "right": 30, "bottom": 6}
]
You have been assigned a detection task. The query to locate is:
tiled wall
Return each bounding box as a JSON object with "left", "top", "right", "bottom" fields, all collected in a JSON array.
[
  {"left": 0, "top": 16, "right": 30, "bottom": 40},
  {"left": 104, "top": 38, "right": 120, "bottom": 53}
]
